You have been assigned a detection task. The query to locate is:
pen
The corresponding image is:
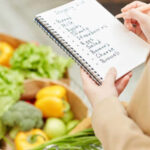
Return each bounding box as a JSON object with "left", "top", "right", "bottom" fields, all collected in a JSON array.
[{"left": 116, "top": 4, "right": 150, "bottom": 19}]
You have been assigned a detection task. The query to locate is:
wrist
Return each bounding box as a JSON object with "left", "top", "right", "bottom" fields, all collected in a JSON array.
[
  {"left": 91, "top": 95, "right": 118, "bottom": 108},
  {"left": 91, "top": 96, "right": 117, "bottom": 109}
]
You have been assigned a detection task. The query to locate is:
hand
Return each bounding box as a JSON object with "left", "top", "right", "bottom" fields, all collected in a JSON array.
[
  {"left": 81, "top": 68, "right": 132, "bottom": 107},
  {"left": 121, "top": 1, "right": 150, "bottom": 42}
]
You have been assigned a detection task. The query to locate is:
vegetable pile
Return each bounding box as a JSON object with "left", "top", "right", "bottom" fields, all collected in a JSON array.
[
  {"left": 10, "top": 43, "right": 72, "bottom": 80},
  {"left": 0, "top": 75, "right": 85, "bottom": 150},
  {"left": 0, "top": 41, "right": 101, "bottom": 150},
  {"left": 35, "top": 85, "right": 80, "bottom": 140},
  {"left": 0, "top": 84, "right": 84, "bottom": 150}
]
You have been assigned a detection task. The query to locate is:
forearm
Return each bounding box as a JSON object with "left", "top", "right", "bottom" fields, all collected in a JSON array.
[
  {"left": 127, "top": 58, "right": 150, "bottom": 135},
  {"left": 92, "top": 97, "right": 150, "bottom": 150}
]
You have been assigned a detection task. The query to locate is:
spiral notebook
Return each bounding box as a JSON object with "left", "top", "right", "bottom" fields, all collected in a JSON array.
[{"left": 35, "top": 0, "right": 150, "bottom": 85}]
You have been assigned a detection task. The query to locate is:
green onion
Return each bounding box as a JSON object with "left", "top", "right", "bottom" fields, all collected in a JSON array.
[{"left": 32, "top": 129, "right": 102, "bottom": 150}]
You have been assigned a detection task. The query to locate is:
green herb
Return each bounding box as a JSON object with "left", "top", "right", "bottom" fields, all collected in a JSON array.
[
  {"left": 32, "top": 129, "right": 102, "bottom": 150},
  {"left": 10, "top": 43, "right": 73, "bottom": 80}
]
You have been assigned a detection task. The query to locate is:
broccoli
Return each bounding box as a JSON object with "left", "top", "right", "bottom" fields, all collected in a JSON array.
[{"left": 1, "top": 101, "right": 44, "bottom": 138}]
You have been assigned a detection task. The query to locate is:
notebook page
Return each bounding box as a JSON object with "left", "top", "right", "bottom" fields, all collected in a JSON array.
[{"left": 36, "top": 0, "right": 150, "bottom": 80}]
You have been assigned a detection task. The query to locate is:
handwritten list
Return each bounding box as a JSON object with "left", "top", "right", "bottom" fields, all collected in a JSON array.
[{"left": 55, "top": 14, "right": 120, "bottom": 64}]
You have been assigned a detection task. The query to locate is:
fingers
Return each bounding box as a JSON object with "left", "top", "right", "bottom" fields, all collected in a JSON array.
[
  {"left": 135, "top": 24, "right": 143, "bottom": 35},
  {"left": 127, "top": 72, "right": 133, "bottom": 78},
  {"left": 125, "top": 9, "right": 149, "bottom": 24},
  {"left": 123, "top": 9, "right": 150, "bottom": 41},
  {"left": 104, "top": 68, "right": 117, "bottom": 85},
  {"left": 81, "top": 67, "right": 117, "bottom": 88},
  {"left": 115, "top": 72, "right": 132, "bottom": 95},
  {"left": 124, "top": 19, "right": 134, "bottom": 31},
  {"left": 121, "top": 1, "right": 146, "bottom": 12},
  {"left": 117, "top": 76, "right": 129, "bottom": 95}
]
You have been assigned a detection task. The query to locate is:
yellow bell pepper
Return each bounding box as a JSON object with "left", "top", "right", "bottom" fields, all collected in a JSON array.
[
  {"left": 0, "top": 42, "right": 14, "bottom": 66},
  {"left": 35, "top": 96, "right": 64, "bottom": 118},
  {"left": 15, "top": 129, "right": 48, "bottom": 150},
  {"left": 36, "top": 85, "right": 67, "bottom": 101}
]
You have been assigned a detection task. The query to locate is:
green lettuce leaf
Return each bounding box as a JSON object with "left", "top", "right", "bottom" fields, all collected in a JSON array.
[
  {"left": 10, "top": 43, "right": 73, "bottom": 80},
  {"left": 0, "top": 66, "right": 24, "bottom": 117}
]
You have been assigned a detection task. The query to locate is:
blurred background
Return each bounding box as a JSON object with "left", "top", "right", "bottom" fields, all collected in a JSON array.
[
  {"left": 0, "top": 0, "right": 149, "bottom": 108},
  {"left": 100, "top": 0, "right": 148, "bottom": 14}
]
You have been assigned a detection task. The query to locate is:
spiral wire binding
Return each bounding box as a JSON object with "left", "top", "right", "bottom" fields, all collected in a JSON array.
[{"left": 34, "top": 16, "right": 102, "bottom": 85}]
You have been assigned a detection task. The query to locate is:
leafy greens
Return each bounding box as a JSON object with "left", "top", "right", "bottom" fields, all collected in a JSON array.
[
  {"left": 0, "top": 66, "right": 24, "bottom": 117},
  {"left": 10, "top": 43, "right": 72, "bottom": 80},
  {"left": 0, "top": 66, "right": 24, "bottom": 139}
]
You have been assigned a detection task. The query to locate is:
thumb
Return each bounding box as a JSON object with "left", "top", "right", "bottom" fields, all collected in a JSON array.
[
  {"left": 125, "top": 9, "right": 149, "bottom": 24},
  {"left": 104, "top": 68, "right": 117, "bottom": 85}
]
